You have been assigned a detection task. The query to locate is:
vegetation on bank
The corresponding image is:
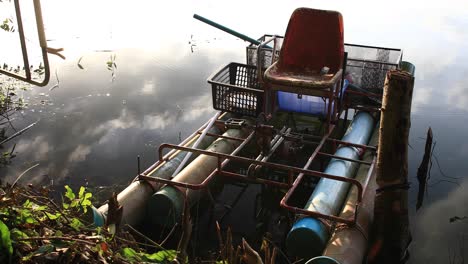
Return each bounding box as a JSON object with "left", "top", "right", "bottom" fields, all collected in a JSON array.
[
  {"left": 0, "top": 184, "right": 179, "bottom": 263},
  {"left": 0, "top": 183, "right": 280, "bottom": 264}
]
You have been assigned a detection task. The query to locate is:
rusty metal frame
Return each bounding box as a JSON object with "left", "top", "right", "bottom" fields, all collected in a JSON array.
[
  {"left": 138, "top": 130, "right": 257, "bottom": 189},
  {"left": 0, "top": 0, "right": 50, "bottom": 86},
  {"left": 279, "top": 125, "right": 377, "bottom": 225},
  {"left": 139, "top": 122, "right": 378, "bottom": 226}
]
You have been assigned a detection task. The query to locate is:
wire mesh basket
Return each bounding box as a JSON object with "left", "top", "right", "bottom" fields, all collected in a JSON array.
[
  {"left": 345, "top": 44, "right": 402, "bottom": 93},
  {"left": 208, "top": 62, "right": 263, "bottom": 117},
  {"left": 344, "top": 44, "right": 402, "bottom": 106},
  {"left": 246, "top": 35, "right": 283, "bottom": 69}
]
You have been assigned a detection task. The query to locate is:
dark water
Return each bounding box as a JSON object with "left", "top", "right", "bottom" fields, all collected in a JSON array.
[{"left": 1, "top": 1, "right": 468, "bottom": 263}]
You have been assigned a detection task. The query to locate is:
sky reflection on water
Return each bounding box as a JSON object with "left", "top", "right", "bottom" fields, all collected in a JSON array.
[{"left": 1, "top": 0, "right": 468, "bottom": 262}]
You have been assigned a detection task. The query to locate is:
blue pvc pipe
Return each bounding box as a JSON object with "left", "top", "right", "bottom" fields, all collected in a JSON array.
[{"left": 286, "top": 112, "right": 374, "bottom": 258}]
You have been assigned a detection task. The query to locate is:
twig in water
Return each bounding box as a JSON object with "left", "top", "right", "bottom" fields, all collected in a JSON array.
[
  {"left": 432, "top": 152, "right": 461, "bottom": 179},
  {"left": 125, "top": 224, "right": 165, "bottom": 250},
  {"left": 0, "top": 120, "right": 39, "bottom": 145},
  {"left": 428, "top": 179, "right": 461, "bottom": 187},
  {"left": 160, "top": 222, "right": 178, "bottom": 247},
  {"left": 10, "top": 163, "right": 40, "bottom": 189}
]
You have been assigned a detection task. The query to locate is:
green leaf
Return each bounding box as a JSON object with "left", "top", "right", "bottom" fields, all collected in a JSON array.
[
  {"left": 0, "top": 219, "right": 13, "bottom": 257},
  {"left": 36, "top": 244, "right": 54, "bottom": 254},
  {"left": 10, "top": 228, "right": 28, "bottom": 239},
  {"left": 23, "top": 199, "right": 32, "bottom": 208},
  {"left": 45, "top": 212, "right": 61, "bottom": 220},
  {"left": 70, "top": 199, "right": 79, "bottom": 208},
  {"left": 121, "top": 247, "right": 141, "bottom": 261},
  {"left": 78, "top": 186, "right": 85, "bottom": 199},
  {"left": 24, "top": 217, "right": 36, "bottom": 224},
  {"left": 142, "top": 250, "right": 177, "bottom": 262},
  {"left": 70, "top": 218, "right": 83, "bottom": 231},
  {"left": 32, "top": 204, "right": 47, "bottom": 211},
  {"left": 64, "top": 185, "right": 75, "bottom": 200}
]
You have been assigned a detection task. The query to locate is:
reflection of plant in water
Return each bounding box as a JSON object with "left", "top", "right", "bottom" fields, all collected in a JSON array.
[
  {"left": 1, "top": 18, "right": 15, "bottom": 32},
  {"left": 0, "top": 75, "right": 31, "bottom": 166},
  {"left": 106, "top": 54, "right": 117, "bottom": 82}
]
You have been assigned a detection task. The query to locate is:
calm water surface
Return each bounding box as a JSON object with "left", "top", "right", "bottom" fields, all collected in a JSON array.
[{"left": 1, "top": 1, "right": 468, "bottom": 263}]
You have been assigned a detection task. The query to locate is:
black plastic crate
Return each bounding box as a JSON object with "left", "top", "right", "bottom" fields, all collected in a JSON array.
[{"left": 208, "top": 62, "right": 263, "bottom": 117}]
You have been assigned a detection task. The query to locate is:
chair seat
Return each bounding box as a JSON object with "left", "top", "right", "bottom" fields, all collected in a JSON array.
[{"left": 264, "top": 62, "right": 343, "bottom": 92}]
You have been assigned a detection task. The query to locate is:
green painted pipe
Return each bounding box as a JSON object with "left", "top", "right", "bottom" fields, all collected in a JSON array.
[{"left": 193, "top": 14, "right": 272, "bottom": 49}]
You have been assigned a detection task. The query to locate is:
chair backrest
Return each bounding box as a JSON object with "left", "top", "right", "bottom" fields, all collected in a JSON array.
[{"left": 278, "top": 8, "right": 344, "bottom": 74}]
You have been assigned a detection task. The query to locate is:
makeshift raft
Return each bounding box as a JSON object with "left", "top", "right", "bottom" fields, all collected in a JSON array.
[{"left": 94, "top": 7, "right": 414, "bottom": 263}]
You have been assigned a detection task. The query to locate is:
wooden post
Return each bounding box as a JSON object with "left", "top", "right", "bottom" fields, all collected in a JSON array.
[{"left": 368, "top": 65, "right": 415, "bottom": 264}]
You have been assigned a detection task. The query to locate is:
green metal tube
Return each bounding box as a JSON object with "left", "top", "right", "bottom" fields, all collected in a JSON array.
[{"left": 194, "top": 14, "right": 264, "bottom": 46}]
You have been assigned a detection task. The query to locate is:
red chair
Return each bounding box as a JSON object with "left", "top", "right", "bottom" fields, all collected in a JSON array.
[{"left": 264, "top": 7, "right": 344, "bottom": 132}]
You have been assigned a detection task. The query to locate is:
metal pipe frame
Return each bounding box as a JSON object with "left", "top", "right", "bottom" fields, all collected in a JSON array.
[
  {"left": 139, "top": 122, "right": 377, "bottom": 226},
  {"left": 139, "top": 112, "right": 227, "bottom": 177},
  {"left": 247, "top": 126, "right": 287, "bottom": 176},
  {"left": 139, "top": 130, "right": 256, "bottom": 189},
  {"left": 279, "top": 124, "right": 377, "bottom": 226},
  {"left": 0, "top": 0, "right": 50, "bottom": 86},
  {"left": 284, "top": 132, "right": 377, "bottom": 152}
]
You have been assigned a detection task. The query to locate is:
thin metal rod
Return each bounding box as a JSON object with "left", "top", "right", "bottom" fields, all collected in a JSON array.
[
  {"left": 14, "top": 0, "right": 31, "bottom": 80},
  {"left": 141, "top": 115, "right": 218, "bottom": 176}
]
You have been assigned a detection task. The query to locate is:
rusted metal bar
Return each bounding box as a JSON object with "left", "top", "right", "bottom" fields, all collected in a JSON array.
[
  {"left": 0, "top": 0, "right": 50, "bottom": 86},
  {"left": 280, "top": 127, "right": 334, "bottom": 211},
  {"left": 14, "top": 0, "right": 31, "bottom": 80},
  {"left": 285, "top": 132, "right": 377, "bottom": 151},
  {"left": 150, "top": 135, "right": 364, "bottom": 205},
  {"left": 142, "top": 112, "right": 229, "bottom": 175},
  {"left": 141, "top": 117, "right": 214, "bottom": 175},
  {"left": 218, "top": 171, "right": 290, "bottom": 189},
  {"left": 141, "top": 131, "right": 256, "bottom": 190}
]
